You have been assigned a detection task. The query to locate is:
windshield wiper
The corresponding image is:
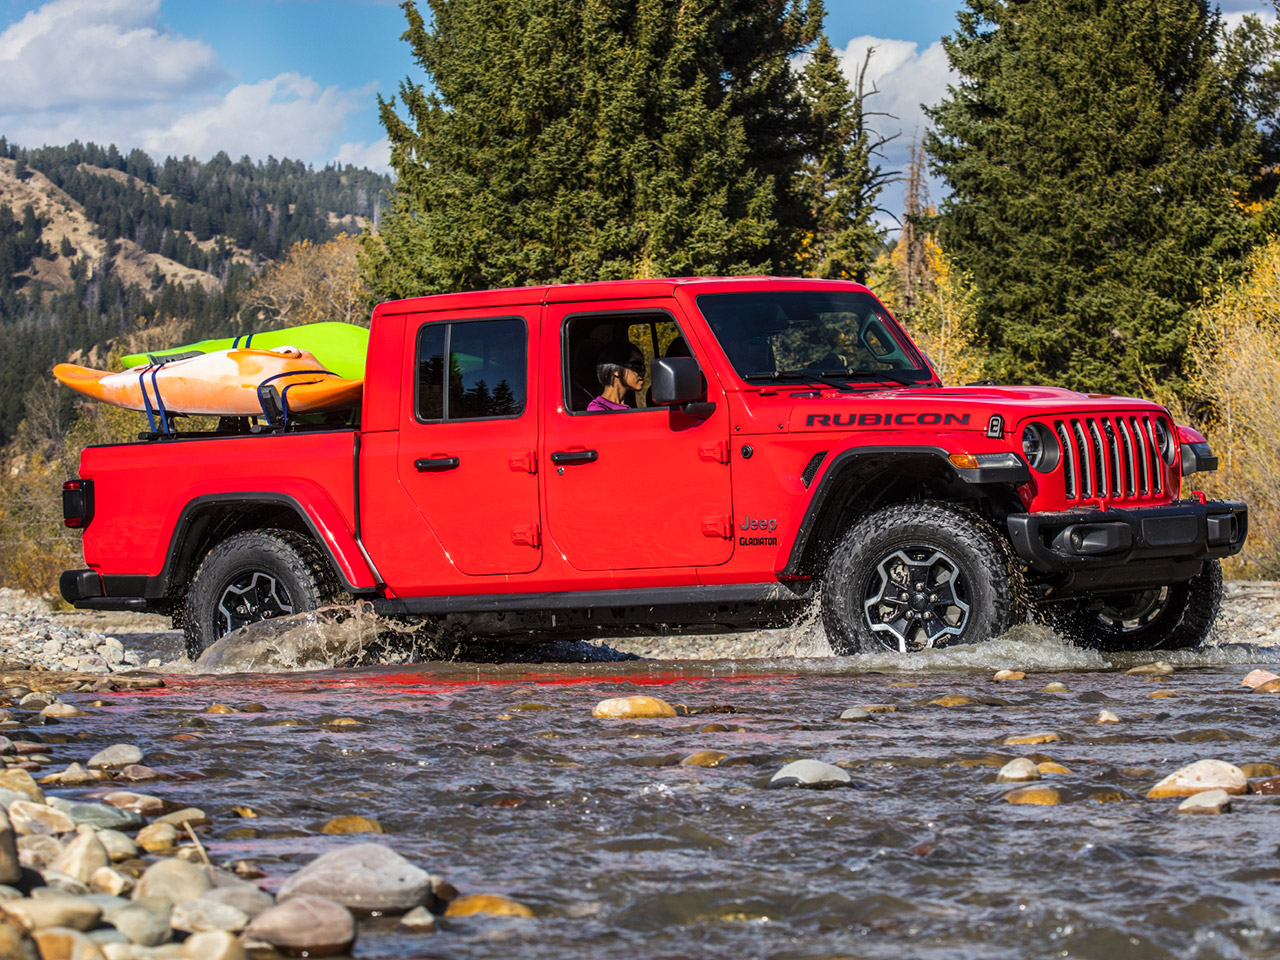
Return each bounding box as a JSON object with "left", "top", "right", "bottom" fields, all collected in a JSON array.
[
  {"left": 742, "top": 371, "right": 856, "bottom": 392},
  {"left": 821, "top": 369, "right": 932, "bottom": 387}
]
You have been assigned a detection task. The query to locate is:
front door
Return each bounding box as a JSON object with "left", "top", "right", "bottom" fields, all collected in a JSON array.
[
  {"left": 541, "top": 301, "right": 734, "bottom": 571},
  {"left": 397, "top": 310, "right": 542, "bottom": 577}
]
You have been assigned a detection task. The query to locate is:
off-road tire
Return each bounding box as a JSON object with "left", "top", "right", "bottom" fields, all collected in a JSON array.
[
  {"left": 821, "top": 502, "right": 1026, "bottom": 655},
  {"left": 184, "top": 529, "right": 339, "bottom": 660},
  {"left": 1055, "top": 559, "right": 1222, "bottom": 652}
]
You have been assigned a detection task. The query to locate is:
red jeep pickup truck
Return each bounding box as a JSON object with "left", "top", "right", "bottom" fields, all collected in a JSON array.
[{"left": 59, "top": 277, "right": 1247, "bottom": 659}]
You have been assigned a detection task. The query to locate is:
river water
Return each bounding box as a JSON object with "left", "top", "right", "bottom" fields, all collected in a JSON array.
[{"left": 48, "top": 622, "right": 1280, "bottom": 959}]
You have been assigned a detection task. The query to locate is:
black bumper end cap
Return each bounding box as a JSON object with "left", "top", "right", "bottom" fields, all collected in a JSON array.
[{"left": 59, "top": 569, "right": 102, "bottom": 604}]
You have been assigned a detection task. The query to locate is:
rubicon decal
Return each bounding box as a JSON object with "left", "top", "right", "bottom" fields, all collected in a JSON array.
[{"left": 805, "top": 412, "right": 971, "bottom": 427}]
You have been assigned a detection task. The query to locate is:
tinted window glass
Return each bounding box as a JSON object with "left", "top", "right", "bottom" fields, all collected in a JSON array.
[{"left": 416, "top": 318, "right": 526, "bottom": 421}]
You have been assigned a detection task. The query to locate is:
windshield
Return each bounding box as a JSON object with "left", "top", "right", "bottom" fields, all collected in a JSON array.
[{"left": 695, "top": 291, "right": 934, "bottom": 385}]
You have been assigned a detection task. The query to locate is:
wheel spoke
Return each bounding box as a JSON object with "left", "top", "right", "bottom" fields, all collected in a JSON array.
[{"left": 863, "top": 548, "right": 972, "bottom": 652}]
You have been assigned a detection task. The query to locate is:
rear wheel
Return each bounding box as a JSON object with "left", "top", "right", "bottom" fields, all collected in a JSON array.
[
  {"left": 184, "top": 529, "right": 338, "bottom": 659},
  {"left": 1055, "top": 559, "right": 1222, "bottom": 651},
  {"left": 821, "top": 502, "right": 1025, "bottom": 655}
]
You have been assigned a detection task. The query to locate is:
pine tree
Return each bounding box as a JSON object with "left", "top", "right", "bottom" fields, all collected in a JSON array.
[
  {"left": 927, "top": 0, "right": 1261, "bottom": 395},
  {"left": 361, "top": 0, "right": 824, "bottom": 300},
  {"left": 796, "top": 36, "right": 894, "bottom": 282}
]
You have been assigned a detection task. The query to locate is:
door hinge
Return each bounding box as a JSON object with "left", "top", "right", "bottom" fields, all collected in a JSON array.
[
  {"left": 508, "top": 451, "right": 538, "bottom": 474},
  {"left": 699, "top": 440, "right": 730, "bottom": 464},
  {"left": 511, "top": 523, "right": 541, "bottom": 547},
  {"left": 701, "top": 515, "right": 733, "bottom": 539}
]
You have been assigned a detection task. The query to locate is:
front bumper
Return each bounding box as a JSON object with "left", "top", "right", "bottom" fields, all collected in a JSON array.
[{"left": 1007, "top": 499, "right": 1247, "bottom": 573}]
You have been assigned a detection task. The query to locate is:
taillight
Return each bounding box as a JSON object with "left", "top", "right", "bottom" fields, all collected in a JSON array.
[{"left": 62, "top": 478, "right": 94, "bottom": 529}]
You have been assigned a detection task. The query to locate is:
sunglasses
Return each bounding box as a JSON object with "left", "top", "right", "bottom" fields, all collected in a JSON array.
[{"left": 625, "top": 359, "right": 646, "bottom": 375}]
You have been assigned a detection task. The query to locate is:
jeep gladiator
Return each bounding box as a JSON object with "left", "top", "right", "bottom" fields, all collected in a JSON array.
[{"left": 58, "top": 277, "right": 1248, "bottom": 658}]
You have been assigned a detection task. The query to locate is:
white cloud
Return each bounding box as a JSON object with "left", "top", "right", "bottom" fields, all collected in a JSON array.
[
  {"left": 335, "top": 137, "right": 392, "bottom": 172},
  {"left": 0, "top": 0, "right": 222, "bottom": 110}
]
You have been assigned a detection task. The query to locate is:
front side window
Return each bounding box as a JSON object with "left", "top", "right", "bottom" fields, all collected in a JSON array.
[
  {"left": 564, "top": 313, "right": 688, "bottom": 413},
  {"left": 696, "top": 291, "right": 933, "bottom": 385},
  {"left": 416, "top": 318, "right": 526, "bottom": 421}
]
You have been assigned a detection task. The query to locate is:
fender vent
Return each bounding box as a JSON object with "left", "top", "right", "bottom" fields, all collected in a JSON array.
[{"left": 801, "top": 451, "right": 828, "bottom": 488}]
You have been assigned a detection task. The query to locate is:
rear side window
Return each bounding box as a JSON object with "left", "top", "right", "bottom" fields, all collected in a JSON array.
[{"left": 416, "top": 318, "right": 526, "bottom": 421}]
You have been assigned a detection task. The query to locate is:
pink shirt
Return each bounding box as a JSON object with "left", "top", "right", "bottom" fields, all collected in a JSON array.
[{"left": 586, "top": 396, "right": 629, "bottom": 412}]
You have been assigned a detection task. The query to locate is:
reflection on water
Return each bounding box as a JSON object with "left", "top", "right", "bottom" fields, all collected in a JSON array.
[{"left": 55, "top": 618, "right": 1280, "bottom": 959}]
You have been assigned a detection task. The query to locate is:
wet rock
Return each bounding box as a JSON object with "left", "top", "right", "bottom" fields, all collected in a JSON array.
[
  {"left": 50, "top": 825, "right": 109, "bottom": 884},
  {"left": 444, "top": 893, "right": 535, "bottom": 918},
  {"left": 99, "top": 794, "right": 164, "bottom": 817},
  {"left": 31, "top": 928, "right": 106, "bottom": 959},
  {"left": 1177, "top": 789, "right": 1232, "bottom": 814},
  {"left": 152, "top": 808, "right": 208, "bottom": 829},
  {"left": 276, "top": 843, "right": 431, "bottom": 913},
  {"left": 1148, "top": 759, "right": 1248, "bottom": 798},
  {"left": 1002, "top": 785, "right": 1061, "bottom": 805},
  {"left": 2, "top": 895, "right": 102, "bottom": 931},
  {"left": 170, "top": 898, "right": 249, "bottom": 934},
  {"left": 993, "top": 670, "right": 1025, "bottom": 681},
  {"left": 105, "top": 900, "right": 171, "bottom": 945},
  {"left": 17, "top": 835, "right": 62, "bottom": 871},
  {"left": 1242, "top": 669, "right": 1280, "bottom": 689},
  {"left": 244, "top": 894, "right": 355, "bottom": 957},
  {"left": 134, "top": 824, "right": 177, "bottom": 853},
  {"left": 591, "top": 697, "right": 677, "bottom": 719},
  {"left": 1240, "top": 762, "right": 1280, "bottom": 779},
  {"left": 1147, "top": 689, "right": 1179, "bottom": 699},
  {"left": 89, "top": 868, "right": 133, "bottom": 898},
  {"left": 0, "top": 770, "right": 44, "bottom": 803},
  {"left": 40, "top": 703, "right": 85, "bottom": 719},
  {"left": 429, "top": 875, "right": 458, "bottom": 904},
  {"left": 47, "top": 801, "right": 142, "bottom": 832},
  {"left": 1003, "top": 732, "right": 1061, "bottom": 746},
  {"left": 397, "top": 904, "right": 438, "bottom": 932},
  {"left": 43, "top": 764, "right": 98, "bottom": 787},
  {"left": 859, "top": 704, "right": 897, "bottom": 714},
  {"left": 9, "top": 800, "right": 74, "bottom": 836},
  {"left": 93, "top": 832, "right": 138, "bottom": 865},
  {"left": 680, "top": 750, "right": 728, "bottom": 767},
  {"left": 1254, "top": 679, "right": 1280, "bottom": 694},
  {"left": 133, "top": 859, "right": 212, "bottom": 904},
  {"left": 87, "top": 746, "right": 142, "bottom": 770},
  {"left": 116, "top": 766, "right": 159, "bottom": 783},
  {"left": 197, "top": 886, "right": 274, "bottom": 920},
  {"left": 182, "top": 930, "right": 246, "bottom": 960},
  {"left": 1042, "top": 682, "right": 1069, "bottom": 693},
  {"left": 1037, "top": 761, "right": 1071, "bottom": 775},
  {"left": 0, "top": 913, "right": 36, "bottom": 960},
  {"left": 995, "top": 758, "right": 1040, "bottom": 783},
  {"left": 767, "top": 759, "right": 851, "bottom": 790},
  {"left": 0, "top": 810, "right": 19, "bottom": 886},
  {"left": 320, "top": 816, "right": 382, "bottom": 835},
  {"left": 1250, "top": 776, "right": 1280, "bottom": 795},
  {"left": 839, "top": 707, "right": 872, "bottom": 721},
  {"left": 1088, "top": 789, "right": 1131, "bottom": 803},
  {"left": 1126, "top": 662, "right": 1173, "bottom": 676},
  {"left": 1097, "top": 709, "right": 1120, "bottom": 724},
  {"left": 930, "top": 694, "right": 973, "bottom": 707}
]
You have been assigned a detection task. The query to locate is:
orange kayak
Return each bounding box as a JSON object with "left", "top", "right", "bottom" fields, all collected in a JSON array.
[{"left": 53, "top": 347, "right": 364, "bottom": 417}]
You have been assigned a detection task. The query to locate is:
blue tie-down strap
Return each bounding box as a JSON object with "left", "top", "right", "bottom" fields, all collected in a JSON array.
[
  {"left": 231, "top": 333, "right": 256, "bottom": 349},
  {"left": 255, "top": 369, "right": 335, "bottom": 427},
  {"left": 136, "top": 360, "right": 174, "bottom": 436}
]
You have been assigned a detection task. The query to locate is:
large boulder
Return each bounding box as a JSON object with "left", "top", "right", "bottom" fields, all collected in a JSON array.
[{"left": 276, "top": 843, "right": 430, "bottom": 913}]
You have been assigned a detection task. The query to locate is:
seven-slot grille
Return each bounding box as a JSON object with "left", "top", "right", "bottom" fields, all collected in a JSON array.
[{"left": 1050, "top": 415, "right": 1167, "bottom": 503}]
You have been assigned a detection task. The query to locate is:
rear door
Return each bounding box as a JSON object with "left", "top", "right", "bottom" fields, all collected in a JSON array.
[
  {"left": 541, "top": 300, "right": 734, "bottom": 571},
  {"left": 397, "top": 309, "right": 542, "bottom": 576}
]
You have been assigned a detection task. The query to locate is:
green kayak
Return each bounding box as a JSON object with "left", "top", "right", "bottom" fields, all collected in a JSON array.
[{"left": 120, "top": 322, "right": 370, "bottom": 380}]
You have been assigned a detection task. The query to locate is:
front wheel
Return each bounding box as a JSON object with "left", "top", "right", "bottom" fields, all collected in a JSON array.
[
  {"left": 184, "top": 529, "right": 338, "bottom": 659},
  {"left": 1053, "top": 559, "right": 1222, "bottom": 651},
  {"left": 821, "top": 502, "right": 1026, "bottom": 655}
]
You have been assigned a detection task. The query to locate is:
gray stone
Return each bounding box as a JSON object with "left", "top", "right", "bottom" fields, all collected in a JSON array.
[
  {"left": 16, "top": 835, "right": 61, "bottom": 871},
  {"left": 170, "top": 898, "right": 249, "bottom": 934},
  {"left": 89, "top": 867, "right": 134, "bottom": 898},
  {"left": 996, "top": 758, "right": 1041, "bottom": 783},
  {"left": 767, "top": 759, "right": 852, "bottom": 789},
  {"left": 1178, "top": 789, "right": 1233, "bottom": 814},
  {"left": 88, "top": 746, "right": 143, "bottom": 770},
  {"left": 838, "top": 707, "right": 872, "bottom": 721},
  {"left": 181, "top": 930, "right": 247, "bottom": 960},
  {"left": 8, "top": 800, "right": 74, "bottom": 836},
  {"left": 50, "top": 825, "right": 109, "bottom": 884},
  {"left": 152, "top": 808, "right": 208, "bottom": 828},
  {"left": 398, "top": 904, "right": 438, "bottom": 932},
  {"left": 133, "top": 859, "right": 212, "bottom": 904},
  {"left": 0, "top": 809, "right": 20, "bottom": 886},
  {"left": 244, "top": 895, "right": 355, "bottom": 956},
  {"left": 95, "top": 830, "right": 139, "bottom": 864},
  {"left": 36, "top": 873, "right": 90, "bottom": 897},
  {"left": 1, "top": 894, "right": 102, "bottom": 931},
  {"left": 0, "top": 913, "right": 36, "bottom": 960},
  {"left": 46, "top": 799, "right": 143, "bottom": 832},
  {"left": 49, "top": 763, "right": 97, "bottom": 786},
  {"left": 276, "top": 843, "right": 431, "bottom": 912},
  {"left": 105, "top": 900, "right": 172, "bottom": 946},
  {"left": 197, "top": 885, "right": 274, "bottom": 919}
]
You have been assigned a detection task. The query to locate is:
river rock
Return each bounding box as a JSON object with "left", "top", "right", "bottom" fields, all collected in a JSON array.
[
  {"left": 1240, "top": 763, "right": 1280, "bottom": 778},
  {"left": 182, "top": 930, "right": 246, "bottom": 960},
  {"left": 993, "top": 670, "right": 1025, "bottom": 681},
  {"left": 444, "top": 893, "right": 535, "bottom": 918},
  {"left": 94, "top": 831, "right": 138, "bottom": 864},
  {"left": 1177, "top": 789, "right": 1232, "bottom": 814},
  {"left": 9, "top": 800, "right": 74, "bottom": 836},
  {"left": 1002, "top": 785, "right": 1061, "bottom": 805},
  {"left": 0, "top": 770, "right": 44, "bottom": 803},
  {"left": 1148, "top": 759, "right": 1248, "bottom": 798},
  {"left": 1242, "top": 669, "right": 1280, "bottom": 689},
  {"left": 767, "top": 759, "right": 851, "bottom": 789},
  {"left": 40, "top": 702, "right": 85, "bottom": 719},
  {"left": 47, "top": 801, "right": 142, "bottom": 832},
  {"left": 680, "top": 750, "right": 729, "bottom": 767},
  {"left": 152, "top": 808, "right": 208, "bottom": 828},
  {"left": 276, "top": 843, "right": 431, "bottom": 913},
  {"left": 1003, "top": 732, "right": 1061, "bottom": 746},
  {"left": 1037, "top": 761, "right": 1071, "bottom": 774},
  {"left": 397, "top": 904, "right": 438, "bottom": 932},
  {"left": 930, "top": 694, "right": 973, "bottom": 707},
  {"left": 0, "top": 810, "right": 19, "bottom": 886},
  {"left": 89, "top": 868, "right": 133, "bottom": 898},
  {"left": 170, "top": 898, "right": 249, "bottom": 934},
  {"left": 839, "top": 707, "right": 872, "bottom": 721},
  {"left": 1042, "top": 682, "right": 1069, "bottom": 693},
  {"left": 197, "top": 885, "right": 274, "bottom": 919},
  {"left": 0, "top": 913, "right": 36, "bottom": 960},
  {"left": 2, "top": 895, "right": 102, "bottom": 931},
  {"left": 1126, "top": 662, "right": 1173, "bottom": 676},
  {"left": 86, "top": 745, "right": 142, "bottom": 771},
  {"left": 50, "top": 825, "right": 109, "bottom": 884},
  {"left": 100, "top": 793, "right": 164, "bottom": 817},
  {"left": 591, "top": 696, "right": 677, "bottom": 719},
  {"left": 133, "top": 859, "right": 212, "bottom": 904},
  {"left": 105, "top": 900, "right": 171, "bottom": 945},
  {"left": 1251, "top": 776, "right": 1280, "bottom": 795},
  {"left": 996, "top": 758, "right": 1040, "bottom": 783},
  {"left": 17, "top": 835, "right": 61, "bottom": 870},
  {"left": 117, "top": 765, "right": 159, "bottom": 782},
  {"left": 1255, "top": 679, "right": 1280, "bottom": 693},
  {"left": 320, "top": 816, "right": 382, "bottom": 835},
  {"left": 135, "top": 824, "right": 178, "bottom": 853},
  {"left": 1097, "top": 709, "right": 1120, "bottom": 724},
  {"left": 44, "top": 764, "right": 98, "bottom": 787},
  {"left": 31, "top": 928, "right": 106, "bottom": 959},
  {"left": 244, "top": 894, "right": 355, "bottom": 957}
]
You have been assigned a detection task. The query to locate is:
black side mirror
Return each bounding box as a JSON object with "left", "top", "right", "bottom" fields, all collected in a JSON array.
[{"left": 651, "top": 357, "right": 714, "bottom": 418}]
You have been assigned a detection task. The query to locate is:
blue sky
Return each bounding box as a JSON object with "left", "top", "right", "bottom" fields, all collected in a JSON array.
[{"left": 0, "top": 0, "right": 1273, "bottom": 221}]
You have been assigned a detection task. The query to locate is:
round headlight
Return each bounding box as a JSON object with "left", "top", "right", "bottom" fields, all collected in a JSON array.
[
  {"left": 1022, "top": 422, "right": 1060, "bottom": 473},
  {"left": 1153, "top": 419, "right": 1177, "bottom": 465}
]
